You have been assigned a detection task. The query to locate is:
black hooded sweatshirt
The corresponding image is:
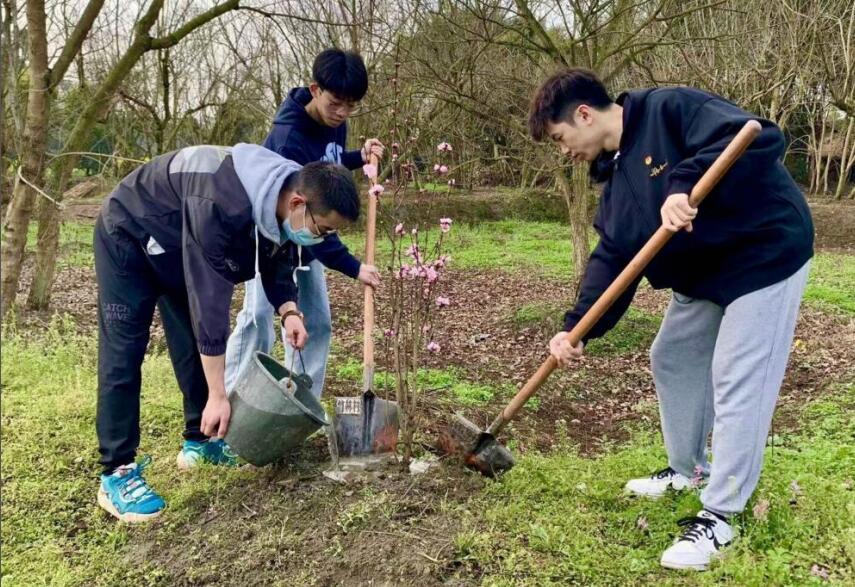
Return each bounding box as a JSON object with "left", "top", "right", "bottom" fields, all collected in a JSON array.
[{"left": 565, "top": 87, "right": 814, "bottom": 341}]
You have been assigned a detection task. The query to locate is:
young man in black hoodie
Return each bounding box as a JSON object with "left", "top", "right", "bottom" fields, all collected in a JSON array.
[
  {"left": 529, "top": 69, "right": 813, "bottom": 570},
  {"left": 94, "top": 144, "right": 360, "bottom": 522},
  {"left": 225, "top": 48, "right": 384, "bottom": 398}
]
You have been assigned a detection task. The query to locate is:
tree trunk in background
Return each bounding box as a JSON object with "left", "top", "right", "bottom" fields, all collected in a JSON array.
[
  {"left": 26, "top": 0, "right": 239, "bottom": 309},
  {"left": 1, "top": 0, "right": 48, "bottom": 318},
  {"left": 555, "top": 165, "right": 594, "bottom": 299}
]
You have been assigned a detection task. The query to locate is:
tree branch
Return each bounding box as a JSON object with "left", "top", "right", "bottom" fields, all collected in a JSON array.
[
  {"left": 49, "top": 0, "right": 105, "bottom": 88},
  {"left": 149, "top": 0, "right": 240, "bottom": 50}
]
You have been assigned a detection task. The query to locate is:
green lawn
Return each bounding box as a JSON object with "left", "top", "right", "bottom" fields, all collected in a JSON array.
[
  {"left": 2, "top": 218, "right": 853, "bottom": 585},
  {"left": 458, "top": 380, "right": 855, "bottom": 586},
  {"left": 21, "top": 219, "right": 855, "bottom": 317}
]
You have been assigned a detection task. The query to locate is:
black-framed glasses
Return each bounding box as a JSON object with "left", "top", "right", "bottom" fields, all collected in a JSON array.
[
  {"left": 305, "top": 204, "right": 337, "bottom": 238},
  {"left": 321, "top": 90, "right": 361, "bottom": 114}
]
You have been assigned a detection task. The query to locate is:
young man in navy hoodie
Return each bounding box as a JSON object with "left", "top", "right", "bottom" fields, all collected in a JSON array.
[
  {"left": 225, "top": 48, "right": 384, "bottom": 398},
  {"left": 94, "top": 145, "right": 360, "bottom": 522},
  {"left": 528, "top": 69, "right": 813, "bottom": 570}
]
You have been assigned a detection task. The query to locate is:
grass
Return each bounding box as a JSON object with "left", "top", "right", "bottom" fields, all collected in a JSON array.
[
  {"left": 341, "top": 220, "right": 576, "bottom": 279},
  {"left": 804, "top": 252, "right": 855, "bottom": 314},
  {"left": 457, "top": 379, "right": 855, "bottom": 586},
  {"left": 20, "top": 219, "right": 854, "bottom": 315},
  {"left": 3, "top": 216, "right": 853, "bottom": 585},
  {"left": 331, "top": 358, "right": 511, "bottom": 407},
  {"left": 21, "top": 221, "right": 95, "bottom": 269}
]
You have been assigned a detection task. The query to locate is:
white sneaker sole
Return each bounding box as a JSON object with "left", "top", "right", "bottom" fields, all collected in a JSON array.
[
  {"left": 623, "top": 486, "right": 668, "bottom": 499},
  {"left": 97, "top": 488, "right": 162, "bottom": 523},
  {"left": 660, "top": 558, "right": 709, "bottom": 571}
]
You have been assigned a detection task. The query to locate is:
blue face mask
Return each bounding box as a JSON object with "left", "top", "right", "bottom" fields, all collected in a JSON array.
[{"left": 282, "top": 206, "right": 324, "bottom": 247}]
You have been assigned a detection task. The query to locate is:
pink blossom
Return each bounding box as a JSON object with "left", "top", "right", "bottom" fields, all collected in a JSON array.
[
  {"left": 433, "top": 163, "right": 440, "bottom": 172},
  {"left": 392, "top": 142, "right": 400, "bottom": 149},
  {"left": 438, "top": 165, "right": 449, "bottom": 175},
  {"left": 447, "top": 179, "right": 456, "bottom": 187},
  {"left": 362, "top": 164, "right": 378, "bottom": 179},
  {"left": 436, "top": 142, "right": 452, "bottom": 152},
  {"left": 427, "top": 341, "right": 441, "bottom": 352},
  {"left": 405, "top": 244, "right": 420, "bottom": 259},
  {"left": 425, "top": 267, "right": 439, "bottom": 283},
  {"left": 435, "top": 296, "right": 450, "bottom": 307},
  {"left": 384, "top": 328, "right": 396, "bottom": 337},
  {"left": 394, "top": 223, "right": 405, "bottom": 236},
  {"left": 392, "top": 153, "right": 398, "bottom": 161},
  {"left": 440, "top": 217, "right": 453, "bottom": 233},
  {"left": 397, "top": 264, "right": 410, "bottom": 280},
  {"left": 411, "top": 227, "right": 418, "bottom": 235},
  {"left": 434, "top": 255, "right": 451, "bottom": 268},
  {"left": 369, "top": 184, "right": 385, "bottom": 197}
]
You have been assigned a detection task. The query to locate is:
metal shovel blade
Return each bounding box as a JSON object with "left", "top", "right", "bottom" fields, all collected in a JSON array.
[{"left": 333, "top": 390, "right": 399, "bottom": 456}]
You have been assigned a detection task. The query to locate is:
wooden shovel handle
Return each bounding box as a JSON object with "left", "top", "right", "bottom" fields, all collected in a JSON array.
[
  {"left": 363, "top": 154, "right": 380, "bottom": 392},
  {"left": 486, "top": 120, "right": 762, "bottom": 436}
]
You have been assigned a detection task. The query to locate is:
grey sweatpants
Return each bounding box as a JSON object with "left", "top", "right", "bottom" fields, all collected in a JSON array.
[{"left": 650, "top": 262, "right": 810, "bottom": 516}]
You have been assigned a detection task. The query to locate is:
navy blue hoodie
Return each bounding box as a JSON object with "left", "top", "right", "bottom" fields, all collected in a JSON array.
[
  {"left": 565, "top": 87, "right": 814, "bottom": 341},
  {"left": 263, "top": 87, "right": 364, "bottom": 278}
]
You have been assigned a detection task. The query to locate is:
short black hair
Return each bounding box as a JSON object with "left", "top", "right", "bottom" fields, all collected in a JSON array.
[
  {"left": 528, "top": 68, "right": 613, "bottom": 141},
  {"left": 312, "top": 48, "right": 368, "bottom": 102},
  {"left": 296, "top": 161, "right": 360, "bottom": 221}
]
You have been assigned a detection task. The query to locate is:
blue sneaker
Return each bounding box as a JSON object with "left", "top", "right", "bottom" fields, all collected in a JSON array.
[
  {"left": 176, "top": 439, "right": 238, "bottom": 470},
  {"left": 97, "top": 457, "right": 165, "bottom": 523}
]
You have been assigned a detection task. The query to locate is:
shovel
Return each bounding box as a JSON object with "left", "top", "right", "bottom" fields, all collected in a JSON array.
[
  {"left": 441, "top": 120, "right": 763, "bottom": 477},
  {"left": 331, "top": 154, "right": 400, "bottom": 458}
]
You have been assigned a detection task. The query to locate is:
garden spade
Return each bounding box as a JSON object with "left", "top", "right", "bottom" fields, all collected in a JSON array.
[
  {"left": 441, "top": 120, "right": 763, "bottom": 477},
  {"left": 331, "top": 155, "right": 400, "bottom": 457}
]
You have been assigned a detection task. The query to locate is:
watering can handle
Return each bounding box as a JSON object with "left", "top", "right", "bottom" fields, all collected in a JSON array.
[
  {"left": 485, "top": 120, "right": 763, "bottom": 437},
  {"left": 362, "top": 153, "right": 381, "bottom": 393}
]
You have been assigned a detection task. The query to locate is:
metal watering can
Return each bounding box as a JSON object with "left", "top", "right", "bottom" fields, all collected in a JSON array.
[{"left": 225, "top": 351, "right": 328, "bottom": 466}]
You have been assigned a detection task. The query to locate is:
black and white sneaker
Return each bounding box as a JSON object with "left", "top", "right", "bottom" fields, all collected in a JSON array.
[
  {"left": 660, "top": 510, "right": 733, "bottom": 571},
  {"left": 624, "top": 466, "right": 693, "bottom": 498}
]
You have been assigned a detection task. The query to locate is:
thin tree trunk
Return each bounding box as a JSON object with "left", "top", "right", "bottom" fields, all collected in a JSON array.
[
  {"left": 555, "top": 165, "right": 593, "bottom": 299},
  {"left": 0, "top": 0, "right": 48, "bottom": 318},
  {"left": 834, "top": 118, "right": 854, "bottom": 200},
  {"left": 27, "top": 0, "right": 239, "bottom": 309}
]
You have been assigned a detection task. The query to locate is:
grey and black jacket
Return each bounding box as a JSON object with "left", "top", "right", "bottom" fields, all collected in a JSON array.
[{"left": 100, "top": 144, "right": 301, "bottom": 355}]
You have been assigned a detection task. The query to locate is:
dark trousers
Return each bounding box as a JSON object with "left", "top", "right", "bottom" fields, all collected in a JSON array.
[{"left": 94, "top": 217, "right": 209, "bottom": 474}]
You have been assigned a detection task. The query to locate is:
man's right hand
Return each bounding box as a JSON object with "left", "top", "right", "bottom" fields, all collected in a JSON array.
[
  {"left": 283, "top": 315, "right": 308, "bottom": 349},
  {"left": 358, "top": 263, "right": 381, "bottom": 288},
  {"left": 549, "top": 331, "right": 584, "bottom": 367}
]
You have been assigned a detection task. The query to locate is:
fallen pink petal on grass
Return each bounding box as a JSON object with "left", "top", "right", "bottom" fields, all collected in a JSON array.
[{"left": 752, "top": 499, "right": 770, "bottom": 521}]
